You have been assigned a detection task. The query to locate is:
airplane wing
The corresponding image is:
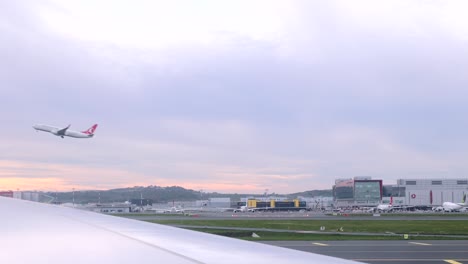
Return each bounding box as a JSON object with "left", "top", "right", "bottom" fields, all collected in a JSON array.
[
  {"left": 56, "top": 124, "right": 71, "bottom": 135},
  {"left": 0, "top": 197, "right": 360, "bottom": 264}
]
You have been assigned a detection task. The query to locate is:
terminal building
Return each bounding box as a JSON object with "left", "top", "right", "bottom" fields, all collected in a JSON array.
[
  {"left": 333, "top": 177, "right": 468, "bottom": 207},
  {"left": 333, "top": 177, "right": 382, "bottom": 207},
  {"left": 239, "top": 197, "right": 307, "bottom": 211},
  {"left": 1, "top": 191, "right": 43, "bottom": 202}
]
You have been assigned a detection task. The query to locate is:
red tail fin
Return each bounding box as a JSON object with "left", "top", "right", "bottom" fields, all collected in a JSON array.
[
  {"left": 390, "top": 196, "right": 393, "bottom": 205},
  {"left": 82, "top": 124, "right": 98, "bottom": 135}
]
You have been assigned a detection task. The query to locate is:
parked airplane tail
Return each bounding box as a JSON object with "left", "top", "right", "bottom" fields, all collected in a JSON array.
[
  {"left": 390, "top": 196, "right": 393, "bottom": 205},
  {"left": 82, "top": 124, "right": 98, "bottom": 135}
]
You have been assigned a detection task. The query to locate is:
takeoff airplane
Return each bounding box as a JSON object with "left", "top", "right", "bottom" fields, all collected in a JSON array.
[
  {"left": 33, "top": 124, "right": 98, "bottom": 138},
  {"left": 0, "top": 197, "right": 361, "bottom": 263},
  {"left": 442, "top": 194, "right": 467, "bottom": 212}
]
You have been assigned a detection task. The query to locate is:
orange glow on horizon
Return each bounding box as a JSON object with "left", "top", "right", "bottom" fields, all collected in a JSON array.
[
  {"left": 0, "top": 159, "right": 315, "bottom": 193},
  {"left": 0, "top": 177, "right": 268, "bottom": 194},
  {"left": 0, "top": 177, "right": 68, "bottom": 191}
]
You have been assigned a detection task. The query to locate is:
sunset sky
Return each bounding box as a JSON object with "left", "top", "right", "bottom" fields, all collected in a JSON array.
[{"left": 2, "top": 0, "right": 468, "bottom": 193}]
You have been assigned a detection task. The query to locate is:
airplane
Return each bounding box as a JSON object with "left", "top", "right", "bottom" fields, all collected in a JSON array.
[
  {"left": 143, "top": 206, "right": 185, "bottom": 214},
  {"left": 33, "top": 123, "right": 98, "bottom": 138},
  {"left": 375, "top": 196, "right": 393, "bottom": 212},
  {"left": 163, "top": 206, "right": 185, "bottom": 214},
  {"left": 441, "top": 194, "right": 467, "bottom": 212},
  {"left": 0, "top": 196, "right": 361, "bottom": 263},
  {"left": 233, "top": 205, "right": 256, "bottom": 213}
]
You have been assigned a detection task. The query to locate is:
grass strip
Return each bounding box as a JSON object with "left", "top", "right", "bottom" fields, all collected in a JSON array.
[
  {"left": 148, "top": 219, "right": 468, "bottom": 236},
  {"left": 183, "top": 228, "right": 467, "bottom": 241}
]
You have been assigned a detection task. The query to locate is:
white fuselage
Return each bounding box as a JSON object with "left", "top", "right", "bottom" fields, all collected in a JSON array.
[
  {"left": 33, "top": 124, "right": 93, "bottom": 138},
  {"left": 233, "top": 205, "right": 256, "bottom": 213},
  {"left": 376, "top": 204, "right": 392, "bottom": 212},
  {"left": 442, "top": 202, "right": 464, "bottom": 212}
]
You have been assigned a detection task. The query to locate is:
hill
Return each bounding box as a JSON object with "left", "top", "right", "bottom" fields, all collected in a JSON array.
[{"left": 46, "top": 186, "right": 332, "bottom": 204}]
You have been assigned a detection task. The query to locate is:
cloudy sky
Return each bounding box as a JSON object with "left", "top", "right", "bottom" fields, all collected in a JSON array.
[{"left": 1, "top": 0, "right": 468, "bottom": 193}]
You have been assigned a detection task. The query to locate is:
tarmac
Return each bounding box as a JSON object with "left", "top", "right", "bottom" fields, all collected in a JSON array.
[{"left": 261, "top": 240, "right": 468, "bottom": 264}]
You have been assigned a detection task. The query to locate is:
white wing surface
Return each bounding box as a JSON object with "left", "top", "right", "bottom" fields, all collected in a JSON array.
[
  {"left": 56, "top": 124, "right": 71, "bottom": 135},
  {"left": 0, "top": 197, "right": 360, "bottom": 264}
]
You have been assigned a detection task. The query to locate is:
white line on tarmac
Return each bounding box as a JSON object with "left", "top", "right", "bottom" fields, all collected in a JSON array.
[
  {"left": 444, "top": 260, "right": 463, "bottom": 264},
  {"left": 409, "top": 242, "right": 432, "bottom": 246},
  {"left": 312, "top": 242, "right": 329, "bottom": 246}
]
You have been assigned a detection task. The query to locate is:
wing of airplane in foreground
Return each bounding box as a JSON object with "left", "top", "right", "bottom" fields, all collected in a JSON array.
[{"left": 0, "top": 197, "right": 360, "bottom": 264}]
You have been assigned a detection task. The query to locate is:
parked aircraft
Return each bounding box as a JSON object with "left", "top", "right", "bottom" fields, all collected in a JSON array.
[
  {"left": 441, "top": 194, "right": 467, "bottom": 212},
  {"left": 33, "top": 124, "right": 98, "bottom": 138},
  {"left": 375, "top": 196, "right": 393, "bottom": 212},
  {"left": 164, "top": 206, "right": 185, "bottom": 213},
  {"left": 233, "top": 205, "right": 255, "bottom": 213}
]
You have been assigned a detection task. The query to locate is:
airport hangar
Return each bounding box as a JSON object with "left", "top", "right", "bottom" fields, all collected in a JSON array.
[
  {"left": 238, "top": 197, "right": 308, "bottom": 211},
  {"left": 333, "top": 177, "right": 468, "bottom": 208}
]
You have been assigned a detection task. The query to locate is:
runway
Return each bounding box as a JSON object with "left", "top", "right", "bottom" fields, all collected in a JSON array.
[{"left": 261, "top": 240, "right": 468, "bottom": 264}]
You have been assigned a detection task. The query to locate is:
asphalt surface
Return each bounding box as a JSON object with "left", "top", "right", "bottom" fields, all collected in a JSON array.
[{"left": 261, "top": 240, "right": 468, "bottom": 264}]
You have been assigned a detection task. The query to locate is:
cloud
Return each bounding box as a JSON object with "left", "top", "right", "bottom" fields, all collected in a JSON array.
[
  {"left": 2, "top": 1, "right": 468, "bottom": 193},
  {"left": 39, "top": 0, "right": 292, "bottom": 49}
]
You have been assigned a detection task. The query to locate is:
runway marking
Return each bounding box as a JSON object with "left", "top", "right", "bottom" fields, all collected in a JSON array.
[
  {"left": 312, "top": 242, "right": 329, "bottom": 246},
  {"left": 444, "top": 260, "right": 463, "bottom": 264},
  {"left": 409, "top": 242, "right": 432, "bottom": 246}
]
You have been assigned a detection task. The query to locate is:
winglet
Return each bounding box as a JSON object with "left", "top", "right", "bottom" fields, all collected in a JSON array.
[{"left": 82, "top": 124, "right": 98, "bottom": 135}]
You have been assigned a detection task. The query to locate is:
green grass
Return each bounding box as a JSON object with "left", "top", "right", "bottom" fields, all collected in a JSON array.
[
  {"left": 184, "top": 228, "right": 466, "bottom": 241},
  {"left": 330, "top": 213, "right": 468, "bottom": 217},
  {"left": 110, "top": 213, "right": 187, "bottom": 217},
  {"left": 148, "top": 219, "right": 468, "bottom": 236}
]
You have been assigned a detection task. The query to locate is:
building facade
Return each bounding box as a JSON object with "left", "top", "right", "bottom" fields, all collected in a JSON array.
[
  {"left": 394, "top": 178, "right": 468, "bottom": 206},
  {"left": 333, "top": 177, "right": 468, "bottom": 207},
  {"left": 0, "top": 191, "right": 13, "bottom": 198},
  {"left": 333, "top": 177, "right": 382, "bottom": 207}
]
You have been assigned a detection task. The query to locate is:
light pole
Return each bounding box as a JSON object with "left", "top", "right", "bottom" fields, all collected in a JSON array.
[{"left": 72, "top": 188, "right": 75, "bottom": 207}]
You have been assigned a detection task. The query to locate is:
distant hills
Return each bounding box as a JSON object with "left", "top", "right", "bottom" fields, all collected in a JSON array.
[{"left": 45, "top": 185, "right": 332, "bottom": 204}]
